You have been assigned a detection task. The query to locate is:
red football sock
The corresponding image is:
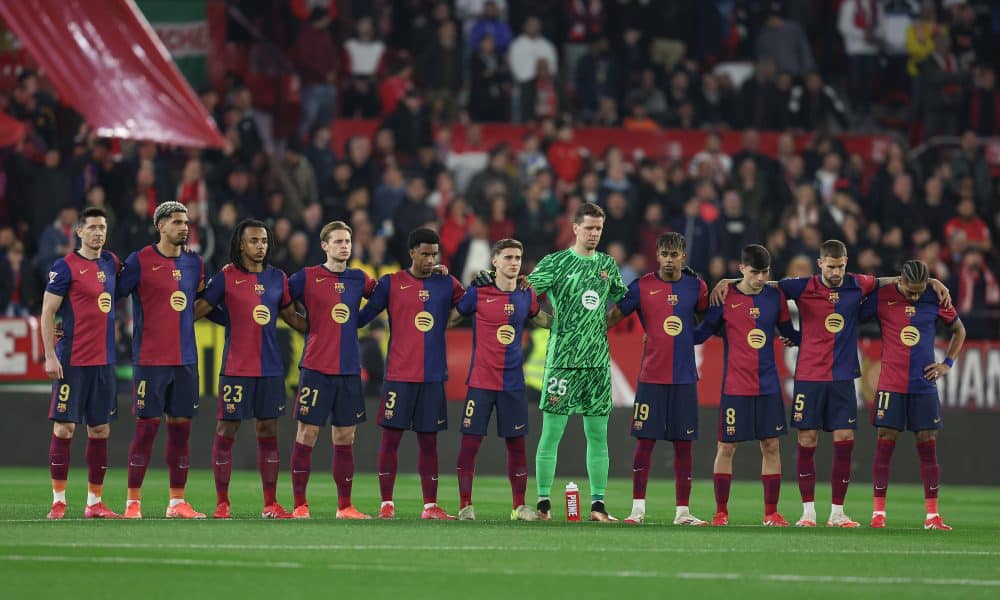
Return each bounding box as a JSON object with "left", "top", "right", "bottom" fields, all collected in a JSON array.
[
  {"left": 256, "top": 436, "right": 279, "bottom": 506},
  {"left": 212, "top": 433, "right": 234, "bottom": 504},
  {"left": 165, "top": 421, "right": 191, "bottom": 494},
  {"left": 673, "top": 440, "right": 693, "bottom": 506},
  {"left": 762, "top": 473, "right": 781, "bottom": 515},
  {"left": 917, "top": 439, "right": 940, "bottom": 512},
  {"left": 631, "top": 438, "right": 655, "bottom": 500},
  {"left": 127, "top": 418, "right": 160, "bottom": 492},
  {"left": 49, "top": 435, "right": 71, "bottom": 485},
  {"left": 290, "top": 441, "right": 312, "bottom": 508},
  {"left": 830, "top": 439, "right": 854, "bottom": 505},
  {"left": 872, "top": 438, "right": 895, "bottom": 511},
  {"left": 417, "top": 431, "right": 439, "bottom": 505},
  {"left": 377, "top": 427, "right": 404, "bottom": 502},
  {"left": 332, "top": 444, "right": 354, "bottom": 510},
  {"left": 713, "top": 473, "right": 732, "bottom": 514},
  {"left": 796, "top": 444, "right": 816, "bottom": 503},
  {"left": 505, "top": 436, "right": 527, "bottom": 508},
  {"left": 86, "top": 437, "right": 108, "bottom": 488},
  {"left": 456, "top": 434, "right": 483, "bottom": 508}
]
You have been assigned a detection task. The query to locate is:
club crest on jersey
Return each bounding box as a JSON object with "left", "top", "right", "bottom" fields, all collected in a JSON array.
[
  {"left": 667, "top": 294, "right": 679, "bottom": 306},
  {"left": 384, "top": 409, "right": 394, "bottom": 419},
  {"left": 828, "top": 292, "right": 839, "bottom": 304},
  {"left": 548, "top": 395, "right": 560, "bottom": 405},
  {"left": 633, "top": 420, "right": 643, "bottom": 431},
  {"left": 254, "top": 283, "right": 265, "bottom": 296},
  {"left": 97, "top": 271, "right": 107, "bottom": 283},
  {"left": 226, "top": 403, "right": 236, "bottom": 414},
  {"left": 418, "top": 289, "right": 430, "bottom": 301},
  {"left": 503, "top": 303, "right": 515, "bottom": 316},
  {"left": 463, "top": 417, "right": 472, "bottom": 428},
  {"left": 905, "top": 305, "right": 916, "bottom": 317},
  {"left": 172, "top": 269, "right": 182, "bottom": 281},
  {"left": 335, "top": 282, "right": 345, "bottom": 293},
  {"left": 299, "top": 406, "right": 309, "bottom": 416},
  {"left": 749, "top": 307, "right": 761, "bottom": 319}
]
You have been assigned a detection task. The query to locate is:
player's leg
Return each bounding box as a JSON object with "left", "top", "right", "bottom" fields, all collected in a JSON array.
[
  {"left": 581, "top": 368, "right": 615, "bottom": 522},
  {"left": 668, "top": 384, "right": 703, "bottom": 525},
  {"left": 47, "top": 371, "right": 80, "bottom": 519},
  {"left": 534, "top": 411, "right": 569, "bottom": 519},
  {"left": 712, "top": 442, "right": 736, "bottom": 526},
  {"left": 414, "top": 383, "right": 454, "bottom": 520},
  {"left": 791, "top": 382, "right": 820, "bottom": 526},
  {"left": 330, "top": 374, "right": 368, "bottom": 519},
  {"left": 625, "top": 383, "right": 665, "bottom": 524},
  {"left": 213, "top": 376, "right": 248, "bottom": 518},
  {"left": 289, "top": 369, "right": 330, "bottom": 518},
  {"left": 870, "top": 388, "right": 904, "bottom": 528},
  {"left": 163, "top": 365, "right": 203, "bottom": 518},
  {"left": 456, "top": 389, "right": 492, "bottom": 520},
  {"left": 375, "top": 382, "right": 413, "bottom": 518},
  {"left": 493, "top": 389, "right": 532, "bottom": 520},
  {"left": 713, "top": 394, "right": 751, "bottom": 525},
  {"left": 825, "top": 381, "right": 859, "bottom": 527},
  {"left": 291, "top": 421, "right": 320, "bottom": 517},
  {"left": 125, "top": 367, "right": 163, "bottom": 518},
  {"left": 254, "top": 376, "right": 292, "bottom": 518},
  {"left": 758, "top": 393, "right": 788, "bottom": 526},
  {"left": 911, "top": 392, "right": 948, "bottom": 530},
  {"left": 83, "top": 365, "right": 121, "bottom": 518}
]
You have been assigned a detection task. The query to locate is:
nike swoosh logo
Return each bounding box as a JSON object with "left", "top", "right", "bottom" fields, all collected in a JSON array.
[
  {"left": 345, "top": 477, "right": 352, "bottom": 482},
  {"left": 378, "top": 472, "right": 391, "bottom": 477},
  {"left": 400, "top": 284, "right": 413, "bottom": 289},
  {"left": 842, "top": 479, "right": 851, "bottom": 484},
  {"left": 929, "top": 485, "right": 939, "bottom": 491},
  {"left": 151, "top": 265, "right": 163, "bottom": 271},
  {"left": 265, "top": 459, "right": 279, "bottom": 463},
  {"left": 649, "top": 290, "right": 663, "bottom": 295},
  {"left": 775, "top": 425, "right": 784, "bottom": 431},
  {"left": 798, "top": 473, "right": 811, "bottom": 478},
  {"left": 437, "top": 419, "right": 446, "bottom": 425},
  {"left": 514, "top": 473, "right": 528, "bottom": 477},
  {"left": 933, "top": 417, "right": 941, "bottom": 423},
  {"left": 486, "top": 298, "right": 497, "bottom": 303},
  {"left": 79, "top": 269, "right": 89, "bottom": 274},
  {"left": 847, "top": 418, "right": 856, "bottom": 423},
  {"left": 888, "top": 301, "right": 898, "bottom": 306},
  {"left": 356, "top": 411, "right": 365, "bottom": 418},
  {"left": 875, "top": 485, "right": 886, "bottom": 491},
  {"left": 686, "top": 428, "right": 695, "bottom": 434},
  {"left": 730, "top": 303, "right": 743, "bottom": 309},
  {"left": 632, "top": 468, "right": 645, "bottom": 472},
  {"left": 193, "top": 403, "right": 200, "bottom": 409},
  {"left": 316, "top": 277, "right": 327, "bottom": 283},
  {"left": 235, "top": 279, "right": 246, "bottom": 285},
  {"left": 514, "top": 424, "right": 526, "bottom": 430},
  {"left": 292, "top": 469, "right": 308, "bottom": 474},
  {"left": 430, "top": 477, "right": 439, "bottom": 481},
  {"left": 50, "top": 463, "right": 65, "bottom": 467}
]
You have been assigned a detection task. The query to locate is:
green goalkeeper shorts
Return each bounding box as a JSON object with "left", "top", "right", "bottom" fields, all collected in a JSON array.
[{"left": 539, "top": 366, "right": 612, "bottom": 417}]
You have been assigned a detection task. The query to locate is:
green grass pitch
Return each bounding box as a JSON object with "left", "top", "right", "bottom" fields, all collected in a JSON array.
[{"left": 1, "top": 467, "right": 998, "bottom": 599}]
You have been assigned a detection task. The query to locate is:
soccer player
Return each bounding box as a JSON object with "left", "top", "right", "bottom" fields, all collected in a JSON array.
[
  {"left": 118, "top": 202, "right": 205, "bottom": 519},
  {"left": 860, "top": 260, "right": 964, "bottom": 530},
  {"left": 606, "top": 232, "right": 709, "bottom": 526},
  {"left": 693, "top": 244, "right": 800, "bottom": 527},
  {"left": 194, "top": 219, "right": 306, "bottom": 519},
  {"left": 41, "top": 207, "right": 121, "bottom": 519},
  {"left": 452, "top": 239, "right": 551, "bottom": 521},
  {"left": 526, "top": 202, "right": 627, "bottom": 522},
  {"left": 286, "top": 221, "right": 374, "bottom": 519},
  {"left": 357, "top": 227, "right": 464, "bottom": 520}
]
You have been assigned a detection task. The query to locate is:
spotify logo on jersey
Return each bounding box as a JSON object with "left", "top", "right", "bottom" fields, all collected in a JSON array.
[
  {"left": 169, "top": 291, "right": 187, "bottom": 312},
  {"left": 900, "top": 325, "right": 921, "bottom": 347},
  {"left": 747, "top": 328, "right": 767, "bottom": 349},
  {"left": 581, "top": 290, "right": 600, "bottom": 310},
  {"left": 662, "top": 315, "right": 683, "bottom": 336},
  {"left": 252, "top": 305, "right": 271, "bottom": 325},
  {"left": 824, "top": 312, "right": 844, "bottom": 333},
  {"left": 331, "top": 303, "right": 350, "bottom": 323},
  {"left": 97, "top": 292, "right": 113, "bottom": 314},
  {"left": 414, "top": 311, "right": 435, "bottom": 332},
  {"left": 496, "top": 324, "right": 516, "bottom": 345}
]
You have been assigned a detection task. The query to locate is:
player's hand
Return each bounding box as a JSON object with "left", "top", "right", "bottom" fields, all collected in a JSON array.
[
  {"left": 923, "top": 362, "right": 950, "bottom": 381},
  {"left": 431, "top": 264, "right": 449, "bottom": 276},
  {"left": 709, "top": 279, "right": 730, "bottom": 306},
  {"left": 516, "top": 274, "right": 531, "bottom": 290},
  {"left": 45, "top": 356, "right": 63, "bottom": 380},
  {"left": 778, "top": 336, "right": 797, "bottom": 347},
  {"left": 472, "top": 270, "right": 495, "bottom": 287},
  {"left": 929, "top": 278, "right": 952, "bottom": 310}
]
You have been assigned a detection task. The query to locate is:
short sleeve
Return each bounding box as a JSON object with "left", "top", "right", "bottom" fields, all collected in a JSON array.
[
  {"left": 937, "top": 303, "right": 959, "bottom": 325},
  {"left": 696, "top": 278, "right": 709, "bottom": 311},
  {"left": 117, "top": 252, "right": 141, "bottom": 298},
  {"left": 364, "top": 273, "right": 377, "bottom": 297},
  {"left": 859, "top": 290, "right": 878, "bottom": 322},
  {"left": 197, "top": 256, "right": 206, "bottom": 293},
  {"left": 528, "top": 288, "right": 540, "bottom": 317},
  {"left": 778, "top": 277, "right": 809, "bottom": 300},
  {"left": 617, "top": 280, "right": 641, "bottom": 315},
  {"left": 456, "top": 286, "right": 478, "bottom": 316},
  {"left": 450, "top": 275, "right": 464, "bottom": 305},
  {"left": 45, "top": 259, "right": 71, "bottom": 297},
  {"left": 777, "top": 289, "right": 791, "bottom": 323},
  {"left": 288, "top": 270, "right": 306, "bottom": 302},
  {"left": 201, "top": 270, "right": 226, "bottom": 306},
  {"left": 279, "top": 272, "right": 293, "bottom": 308},
  {"left": 854, "top": 273, "right": 877, "bottom": 296}
]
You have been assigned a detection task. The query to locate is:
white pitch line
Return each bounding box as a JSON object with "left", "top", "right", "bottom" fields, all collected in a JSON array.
[
  {"left": 1, "top": 541, "right": 998, "bottom": 558},
  {"left": 1, "top": 555, "right": 999, "bottom": 587}
]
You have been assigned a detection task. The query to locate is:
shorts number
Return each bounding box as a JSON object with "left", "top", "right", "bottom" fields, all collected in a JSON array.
[
  {"left": 136, "top": 380, "right": 147, "bottom": 399},
  {"left": 725, "top": 407, "right": 736, "bottom": 425},
  {"left": 793, "top": 393, "right": 805, "bottom": 412},
  {"left": 876, "top": 391, "right": 891, "bottom": 410},
  {"left": 633, "top": 403, "right": 649, "bottom": 421},
  {"left": 298, "top": 386, "right": 319, "bottom": 407},
  {"left": 385, "top": 391, "right": 397, "bottom": 409},
  {"left": 465, "top": 399, "right": 476, "bottom": 417},
  {"left": 222, "top": 384, "right": 243, "bottom": 403},
  {"left": 546, "top": 377, "right": 568, "bottom": 397},
  {"left": 58, "top": 384, "right": 70, "bottom": 402}
]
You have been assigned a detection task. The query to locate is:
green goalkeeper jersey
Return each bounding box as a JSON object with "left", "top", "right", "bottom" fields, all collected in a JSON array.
[{"left": 527, "top": 248, "right": 626, "bottom": 370}]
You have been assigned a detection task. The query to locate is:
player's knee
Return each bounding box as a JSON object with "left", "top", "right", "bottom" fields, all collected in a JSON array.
[
  {"left": 832, "top": 429, "right": 854, "bottom": 442},
  {"left": 87, "top": 424, "right": 110, "bottom": 438},
  {"left": 760, "top": 438, "right": 780, "bottom": 455},
  {"left": 255, "top": 419, "right": 278, "bottom": 438},
  {"left": 332, "top": 426, "right": 356, "bottom": 445},
  {"left": 216, "top": 420, "right": 240, "bottom": 438},
  {"left": 716, "top": 442, "right": 736, "bottom": 458},
  {"left": 915, "top": 430, "right": 937, "bottom": 443},
  {"left": 876, "top": 428, "right": 898, "bottom": 441},
  {"left": 296, "top": 423, "right": 320, "bottom": 446},
  {"left": 165, "top": 415, "right": 190, "bottom": 425},
  {"left": 52, "top": 422, "right": 75, "bottom": 438},
  {"left": 797, "top": 430, "right": 818, "bottom": 447}
]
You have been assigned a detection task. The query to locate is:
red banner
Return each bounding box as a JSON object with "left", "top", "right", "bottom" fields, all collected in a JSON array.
[
  {"left": 0, "top": 317, "right": 46, "bottom": 381},
  {"left": 0, "top": 110, "right": 26, "bottom": 148},
  {"left": 0, "top": 0, "right": 223, "bottom": 148}
]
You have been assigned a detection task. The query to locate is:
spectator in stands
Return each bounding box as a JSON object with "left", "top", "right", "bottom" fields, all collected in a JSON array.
[
  {"left": 625, "top": 68, "right": 668, "bottom": 125},
  {"left": 905, "top": 3, "right": 937, "bottom": 81},
  {"left": 949, "top": 131, "right": 992, "bottom": 213},
  {"left": 352, "top": 235, "right": 399, "bottom": 280},
  {"left": 755, "top": 5, "right": 815, "bottom": 77},
  {"left": 838, "top": 0, "right": 884, "bottom": 118},
  {"left": 0, "top": 240, "right": 37, "bottom": 316},
  {"left": 717, "top": 190, "right": 760, "bottom": 275},
  {"left": 731, "top": 129, "right": 778, "bottom": 184},
  {"left": 948, "top": 1, "right": 981, "bottom": 71},
  {"left": 787, "top": 71, "right": 850, "bottom": 132},
  {"left": 467, "top": 0, "right": 513, "bottom": 56},
  {"left": 696, "top": 72, "right": 735, "bottom": 130},
  {"left": 599, "top": 191, "right": 636, "bottom": 254},
  {"left": 672, "top": 196, "right": 715, "bottom": 276},
  {"left": 945, "top": 194, "right": 992, "bottom": 255},
  {"left": 508, "top": 16, "right": 558, "bottom": 122},
  {"left": 359, "top": 319, "right": 387, "bottom": 398},
  {"left": 599, "top": 160, "right": 637, "bottom": 209},
  {"left": 688, "top": 132, "right": 731, "bottom": 189},
  {"left": 574, "top": 36, "right": 618, "bottom": 123},
  {"left": 636, "top": 202, "right": 668, "bottom": 267},
  {"left": 392, "top": 176, "right": 436, "bottom": 260},
  {"left": 342, "top": 17, "right": 386, "bottom": 118},
  {"left": 965, "top": 64, "right": 999, "bottom": 136},
  {"left": 293, "top": 7, "right": 341, "bottom": 140},
  {"left": 487, "top": 194, "right": 514, "bottom": 243},
  {"left": 279, "top": 231, "right": 311, "bottom": 275},
  {"left": 917, "top": 29, "right": 967, "bottom": 137},
  {"left": 381, "top": 89, "right": 433, "bottom": 158},
  {"left": 345, "top": 135, "right": 381, "bottom": 193},
  {"left": 614, "top": 26, "right": 647, "bottom": 102},
  {"left": 452, "top": 216, "right": 492, "bottom": 284},
  {"left": 563, "top": 0, "right": 606, "bottom": 82},
  {"left": 379, "top": 62, "right": 414, "bottom": 119},
  {"left": 466, "top": 144, "right": 517, "bottom": 218},
  {"left": 739, "top": 59, "right": 784, "bottom": 129},
  {"left": 520, "top": 59, "right": 568, "bottom": 123},
  {"left": 35, "top": 204, "right": 77, "bottom": 280},
  {"left": 232, "top": 86, "right": 264, "bottom": 163},
  {"left": 418, "top": 20, "right": 464, "bottom": 121},
  {"left": 304, "top": 125, "right": 336, "bottom": 189},
  {"left": 371, "top": 166, "right": 407, "bottom": 235},
  {"left": 954, "top": 249, "right": 1000, "bottom": 339},
  {"left": 468, "top": 33, "right": 511, "bottom": 122},
  {"left": 273, "top": 140, "right": 319, "bottom": 215},
  {"left": 636, "top": 161, "right": 670, "bottom": 215},
  {"left": 439, "top": 197, "right": 473, "bottom": 267},
  {"left": 919, "top": 175, "right": 952, "bottom": 239},
  {"left": 734, "top": 157, "right": 772, "bottom": 234},
  {"left": 606, "top": 241, "right": 637, "bottom": 286}
]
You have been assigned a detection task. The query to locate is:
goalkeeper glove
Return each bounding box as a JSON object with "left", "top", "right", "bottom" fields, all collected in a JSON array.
[{"left": 472, "top": 269, "right": 496, "bottom": 287}]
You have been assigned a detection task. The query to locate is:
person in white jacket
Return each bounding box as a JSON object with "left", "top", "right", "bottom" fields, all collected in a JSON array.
[
  {"left": 507, "top": 16, "right": 558, "bottom": 122},
  {"left": 838, "top": 0, "right": 885, "bottom": 117}
]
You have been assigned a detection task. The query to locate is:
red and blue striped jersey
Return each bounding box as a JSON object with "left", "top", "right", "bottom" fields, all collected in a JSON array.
[
  {"left": 695, "top": 284, "right": 799, "bottom": 396},
  {"left": 780, "top": 273, "right": 877, "bottom": 382},
  {"left": 860, "top": 285, "right": 959, "bottom": 394},
  {"left": 617, "top": 272, "right": 709, "bottom": 385},
  {"left": 358, "top": 270, "right": 464, "bottom": 383},
  {"left": 201, "top": 263, "right": 292, "bottom": 377},
  {"left": 289, "top": 265, "right": 376, "bottom": 375},
  {"left": 118, "top": 245, "right": 205, "bottom": 366},
  {"left": 456, "top": 285, "right": 539, "bottom": 391},
  {"left": 45, "top": 250, "right": 119, "bottom": 367}
]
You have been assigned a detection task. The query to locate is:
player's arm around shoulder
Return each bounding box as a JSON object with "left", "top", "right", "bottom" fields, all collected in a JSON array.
[{"left": 925, "top": 317, "right": 966, "bottom": 382}]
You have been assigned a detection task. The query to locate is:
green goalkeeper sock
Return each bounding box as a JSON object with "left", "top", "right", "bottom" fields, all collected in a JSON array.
[
  {"left": 583, "top": 414, "right": 610, "bottom": 501},
  {"left": 535, "top": 412, "right": 569, "bottom": 497}
]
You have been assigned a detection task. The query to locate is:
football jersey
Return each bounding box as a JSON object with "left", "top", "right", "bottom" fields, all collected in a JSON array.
[
  {"left": 617, "top": 272, "right": 708, "bottom": 385},
  {"left": 780, "top": 273, "right": 877, "bottom": 382},
  {"left": 456, "top": 285, "right": 539, "bottom": 391},
  {"left": 695, "top": 283, "right": 797, "bottom": 396},
  {"left": 45, "top": 250, "right": 119, "bottom": 367},
  {"left": 526, "top": 248, "right": 627, "bottom": 369},
  {"left": 118, "top": 245, "right": 205, "bottom": 366},
  {"left": 860, "top": 285, "right": 959, "bottom": 394},
  {"left": 288, "top": 265, "right": 376, "bottom": 375},
  {"left": 358, "top": 270, "right": 464, "bottom": 383},
  {"left": 201, "top": 264, "right": 292, "bottom": 377}
]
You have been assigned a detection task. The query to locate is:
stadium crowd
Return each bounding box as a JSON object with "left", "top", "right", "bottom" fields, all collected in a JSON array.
[{"left": 0, "top": 0, "right": 998, "bottom": 339}]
